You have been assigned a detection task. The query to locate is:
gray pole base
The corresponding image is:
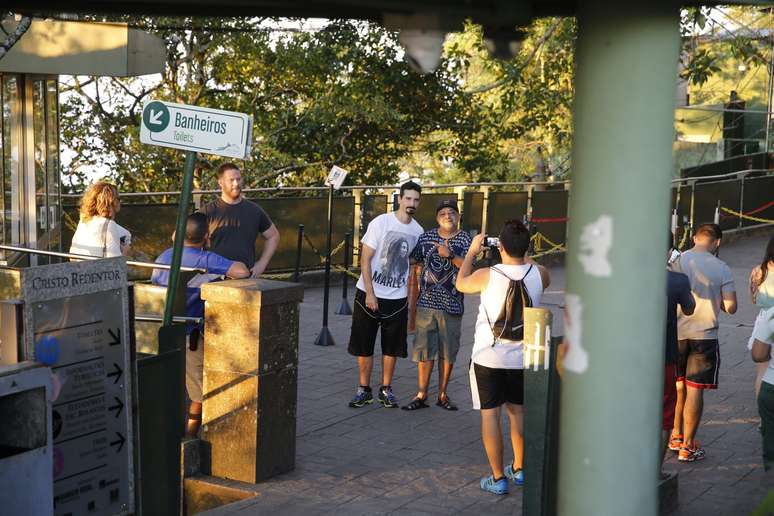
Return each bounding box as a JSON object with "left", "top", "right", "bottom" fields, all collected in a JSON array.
[
  {"left": 335, "top": 298, "right": 353, "bottom": 315},
  {"left": 314, "top": 326, "right": 336, "bottom": 346}
]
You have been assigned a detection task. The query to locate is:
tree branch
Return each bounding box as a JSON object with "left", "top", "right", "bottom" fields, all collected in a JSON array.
[
  {"left": 466, "top": 19, "right": 562, "bottom": 95},
  {"left": 0, "top": 15, "right": 31, "bottom": 61}
]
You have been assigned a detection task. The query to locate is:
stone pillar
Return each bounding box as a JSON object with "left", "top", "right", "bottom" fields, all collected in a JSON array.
[
  {"left": 557, "top": 3, "right": 681, "bottom": 516},
  {"left": 200, "top": 279, "right": 303, "bottom": 483}
]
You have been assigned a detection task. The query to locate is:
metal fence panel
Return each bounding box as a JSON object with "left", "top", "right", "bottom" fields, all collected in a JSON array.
[
  {"left": 693, "top": 179, "right": 741, "bottom": 230},
  {"left": 488, "top": 191, "right": 528, "bottom": 234},
  {"left": 531, "top": 190, "right": 569, "bottom": 251},
  {"left": 248, "top": 196, "right": 355, "bottom": 271},
  {"left": 742, "top": 176, "right": 774, "bottom": 227},
  {"left": 462, "top": 192, "right": 484, "bottom": 233}
]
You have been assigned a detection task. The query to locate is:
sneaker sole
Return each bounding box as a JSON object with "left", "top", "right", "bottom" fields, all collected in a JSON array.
[
  {"left": 668, "top": 444, "right": 682, "bottom": 452},
  {"left": 678, "top": 453, "right": 705, "bottom": 462},
  {"left": 348, "top": 399, "right": 374, "bottom": 408},
  {"left": 379, "top": 400, "right": 399, "bottom": 408}
]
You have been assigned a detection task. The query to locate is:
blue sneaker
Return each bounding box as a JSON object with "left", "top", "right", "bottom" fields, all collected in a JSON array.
[
  {"left": 504, "top": 464, "right": 524, "bottom": 486},
  {"left": 480, "top": 475, "right": 508, "bottom": 495},
  {"left": 348, "top": 387, "right": 373, "bottom": 408},
  {"left": 378, "top": 386, "right": 399, "bottom": 408}
]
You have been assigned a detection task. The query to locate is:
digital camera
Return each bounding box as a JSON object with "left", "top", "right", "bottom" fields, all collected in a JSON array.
[{"left": 484, "top": 236, "right": 500, "bottom": 248}]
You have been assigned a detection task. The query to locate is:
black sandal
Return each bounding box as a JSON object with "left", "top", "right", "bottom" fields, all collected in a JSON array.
[
  {"left": 401, "top": 397, "right": 429, "bottom": 411},
  {"left": 436, "top": 396, "right": 458, "bottom": 411}
]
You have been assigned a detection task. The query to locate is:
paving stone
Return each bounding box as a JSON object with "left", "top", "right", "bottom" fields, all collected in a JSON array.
[{"left": 201, "top": 231, "right": 774, "bottom": 515}]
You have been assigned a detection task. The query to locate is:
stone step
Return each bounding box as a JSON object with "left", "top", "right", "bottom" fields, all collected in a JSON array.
[{"left": 184, "top": 475, "right": 259, "bottom": 515}]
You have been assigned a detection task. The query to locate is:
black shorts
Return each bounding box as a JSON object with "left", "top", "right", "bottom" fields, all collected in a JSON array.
[
  {"left": 471, "top": 363, "right": 524, "bottom": 409},
  {"left": 676, "top": 339, "right": 720, "bottom": 389},
  {"left": 347, "top": 289, "right": 408, "bottom": 358}
]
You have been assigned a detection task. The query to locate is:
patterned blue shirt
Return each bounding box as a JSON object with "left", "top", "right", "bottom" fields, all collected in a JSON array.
[{"left": 411, "top": 229, "right": 472, "bottom": 316}]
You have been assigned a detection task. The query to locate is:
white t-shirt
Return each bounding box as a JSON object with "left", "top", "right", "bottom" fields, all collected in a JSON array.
[
  {"left": 471, "top": 264, "right": 544, "bottom": 369},
  {"left": 356, "top": 212, "right": 423, "bottom": 300},
  {"left": 70, "top": 216, "right": 131, "bottom": 258},
  {"left": 754, "top": 307, "right": 774, "bottom": 385},
  {"left": 673, "top": 249, "right": 735, "bottom": 340}
]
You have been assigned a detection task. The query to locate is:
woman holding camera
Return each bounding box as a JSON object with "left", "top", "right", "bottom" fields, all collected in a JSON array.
[{"left": 70, "top": 181, "right": 131, "bottom": 258}]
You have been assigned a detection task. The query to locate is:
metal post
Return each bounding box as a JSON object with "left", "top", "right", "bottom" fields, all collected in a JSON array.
[
  {"left": 353, "top": 189, "right": 362, "bottom": 268},
  {"left": 163, "top": 151, "right": 197, "bottom": 327},
  {"left": 480, "top": 185, "right": 490, "bottom": 236},
  {"left": 336, "top": 232, "right": 353, "bottom": 315},
  {"left": 314, "top": 184, "right": 336, "bottom": 346},
  {"left": 558, "top": 4, "right": 680, "bottom": 516},
  {"left": 689, "top": 181, "right": 696, "bottom": 238},
  {"left": 292, "top": 224, "right": 304, "bottom": 283},
  {"left": 738, "top": 174, "right": 745, "bottom": 229},
  {"left": 455, "top": 186, "right": 465, "bottom": 228}
]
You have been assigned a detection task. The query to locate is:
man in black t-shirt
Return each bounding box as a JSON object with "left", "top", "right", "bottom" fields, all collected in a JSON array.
[{"left": 200, "top": 163, "right": 280, "bottom": 277}]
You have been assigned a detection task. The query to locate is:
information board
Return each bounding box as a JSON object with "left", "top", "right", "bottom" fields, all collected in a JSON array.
[{"left": 21, "top": 258, "right": 133, "bottom": 516}]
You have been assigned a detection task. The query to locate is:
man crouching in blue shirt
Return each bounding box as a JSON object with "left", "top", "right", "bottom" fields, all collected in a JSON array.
[{"left": 152, "top": 212, "right": 250, "bottom": 436}]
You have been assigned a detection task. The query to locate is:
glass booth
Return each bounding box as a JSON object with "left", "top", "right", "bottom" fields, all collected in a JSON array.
[{"left": 1, "top": 73, "right": 61, "bottom": 266}]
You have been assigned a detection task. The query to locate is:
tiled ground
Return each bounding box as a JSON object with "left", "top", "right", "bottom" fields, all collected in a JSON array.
[{"left": 203, "top": 230, "right": 773, "bottom": 515}]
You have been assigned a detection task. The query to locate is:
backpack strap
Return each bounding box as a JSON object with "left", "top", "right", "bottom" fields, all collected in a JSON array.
[{"left": 483, "top": 264, "right": 534, "bottom": 345}]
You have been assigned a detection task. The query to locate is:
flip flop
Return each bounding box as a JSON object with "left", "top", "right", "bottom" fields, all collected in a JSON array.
[
  {"left": 436, "top": 396, "right": 458, "bottom": 411},
  {"left": 401, "top": 397, "right": 429, "bottom": 411}
]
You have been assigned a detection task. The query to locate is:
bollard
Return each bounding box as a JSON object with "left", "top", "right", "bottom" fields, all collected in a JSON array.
[
  {"left": 336, "top": 233, "right": 353, "bottom": 315},
  {"left": 314, "top": 184, "right": 336, "bottom": 346},
  {"left": 292, "top": 224, "right": 304, "bottom": 283},
  {"left": 523, "top": 307, "right": 560, "bottom": 516}
]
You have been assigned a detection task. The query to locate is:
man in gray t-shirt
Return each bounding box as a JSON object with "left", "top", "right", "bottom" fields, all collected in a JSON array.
[{"left": 670, "top": 223, "right": 737, "bottom": 462}]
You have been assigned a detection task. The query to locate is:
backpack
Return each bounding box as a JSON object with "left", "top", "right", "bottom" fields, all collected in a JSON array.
[{"left": 484, "top": 265, "right": 534, "bottom": 342}]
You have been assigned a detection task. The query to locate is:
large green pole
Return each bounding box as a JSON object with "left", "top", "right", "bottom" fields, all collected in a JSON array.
[
  {"left": 557, "top": 3, "right": 680, "bottom": 515},
  {"left": 163, "top": 150, "right": 197, "bottom": 326}
]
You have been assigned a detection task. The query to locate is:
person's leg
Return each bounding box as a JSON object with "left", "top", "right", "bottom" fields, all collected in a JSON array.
[
  {"left": 348, "top": 289, "right": 380, "bottom": 407},
  {"left": 672, "top": 381, "right": 685, "bottom": 437},
  {"left": 756, "top": 361, "right": 770, "bottom": 400},
  {"left": 185, "top": 333, "right": 204, "bottom": 437},
  {"left": 672, "top": 339, "right": 689, "bottom": 441},
  {"left": 758, "top": 381, "right": 774, "bottom": 471},
  {"left": 417, "top": 360, "right": 434, "bottom": 399},
  {"left": 349, "top": 289, "right": 380, "bottom": 388},
  {"left": 682, "top": 386, "right": 704, "bottom": 448},
  {"left": 438, "top": 360, "right": 454, "bottom": 400},
  {"left": 186, "top": 401, "right": 202, "bottom": 437},
  {"left": 359, "top": 356, "right": 374, "bottom": 387},
  {"left": 683, "top": 339, "right": 719, "bottom": 450},
  {"left": 411, "top": 307, "right": 437, "bottom": 401},
  {"left": 505, "top": 403, "right": 524, "bottom": 470},
  {"left": 437, "top": 312, "right": 461, "bottom": 405},
  {"left": 382, "top": 355, "right": 397, "bottom": 386},
  {"left": 379, "top": 296, "right": 409, "bottom": 389},
  {"left": 481, "top": 406, "right": 505, "bottom": 478}
]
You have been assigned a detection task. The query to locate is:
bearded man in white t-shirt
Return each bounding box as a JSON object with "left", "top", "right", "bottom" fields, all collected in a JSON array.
[
  {"left": 456, "top": 220, "right": 550, "bottom": 496},
  {"left": 347, "top": 181, "right": 423, "bottom": 409}
]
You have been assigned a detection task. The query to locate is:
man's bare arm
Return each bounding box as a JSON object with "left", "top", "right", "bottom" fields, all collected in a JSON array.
[
  {"left": 251, "top": 224, "right": 280, "bottom": 278},
  {"left": 360, "top": 244, "right": 378, "bottom": 310}
]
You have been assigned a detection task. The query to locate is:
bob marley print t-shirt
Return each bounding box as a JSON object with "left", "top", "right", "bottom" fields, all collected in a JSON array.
[{"left": 356, "top": 212, "right": 423, "bottom": 300}]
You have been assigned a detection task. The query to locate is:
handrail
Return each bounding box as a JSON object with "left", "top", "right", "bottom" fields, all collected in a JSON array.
[
  {"left": 135, "top": 314, "right": 202, "bottom": 324},
  {"left": 60, "top": 180, "right": 571, "bottom": 198},
  {"left": 58, "top": 169, "right": 772, "bottom": 198},
  {"left": 0, "top": 244, "right": 206, "bottom": 273}
]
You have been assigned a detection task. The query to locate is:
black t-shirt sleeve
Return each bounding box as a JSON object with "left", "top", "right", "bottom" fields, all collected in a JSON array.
[{"left": 254, "top": 203, "right": 273, "bottom": 234}]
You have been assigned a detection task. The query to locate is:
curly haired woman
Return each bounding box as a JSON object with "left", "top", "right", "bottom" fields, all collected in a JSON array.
[{"left": 69, "top": 181, "right": 131, "bottom": 258}]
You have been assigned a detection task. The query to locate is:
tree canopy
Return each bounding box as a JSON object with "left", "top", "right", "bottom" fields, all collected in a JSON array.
[{"left": 58, "top": 8, "right": 767, "bottom": 192}]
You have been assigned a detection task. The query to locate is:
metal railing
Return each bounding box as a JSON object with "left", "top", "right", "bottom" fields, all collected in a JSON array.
[{"left": 0, "top": 244, "right": 206, "bottom": 273}]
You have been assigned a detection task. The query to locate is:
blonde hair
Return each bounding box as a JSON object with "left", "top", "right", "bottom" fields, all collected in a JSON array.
[{"left": 79, "top": 181, "right": 119, "bottom": 221}]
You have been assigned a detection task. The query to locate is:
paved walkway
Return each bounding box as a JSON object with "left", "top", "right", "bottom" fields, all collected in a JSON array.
[{"left": 203, "top": 230, "right": 773, "bottom": 516}]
